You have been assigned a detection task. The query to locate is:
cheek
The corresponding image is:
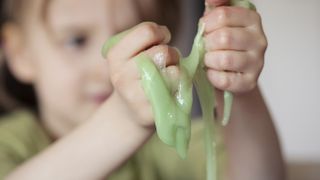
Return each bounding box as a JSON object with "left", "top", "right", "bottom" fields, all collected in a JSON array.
[{"left": 35, "top": 57, "right": 83, "bottom": 113}]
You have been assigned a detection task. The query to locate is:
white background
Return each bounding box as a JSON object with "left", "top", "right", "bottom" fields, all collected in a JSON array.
[{"left": 254, "top": 0, "right": 320, "bottom": 162}]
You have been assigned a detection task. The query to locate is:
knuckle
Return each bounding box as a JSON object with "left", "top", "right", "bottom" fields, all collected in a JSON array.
[
  {"left": 215, "top": 7, "right": 230, "bottom": 25},
  {"left": 259, "top": 37, "right": 268, "bottom": 52},
  {"left": 141, "top": 21, "right": 158, "bottom": 29},
  {"left": 141, "top": 22, "right": 160, "bottom": 41},
  {"left": 220, "top": 53, "right": 233, "bottom": 69},
  {"left": 252, "top": 12, "right": 262, "bottom": 23},
  {"left": 246, "top": 74, "right": 257, "bottom": 91},
  {"left": 219, "top": 29, "right": 233, "bottom": 47},
  {"left": 250, "top": 52, "right": 265, "bottom": 73}
]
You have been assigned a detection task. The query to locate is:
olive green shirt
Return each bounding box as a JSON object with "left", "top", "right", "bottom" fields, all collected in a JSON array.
[{"left": 0, "top": 110, "right": 211, "bottom": 179}]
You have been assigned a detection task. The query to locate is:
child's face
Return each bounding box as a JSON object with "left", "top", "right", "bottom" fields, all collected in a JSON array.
[{"left": 12, "top": 0, "right": 148, "bottom": 135}]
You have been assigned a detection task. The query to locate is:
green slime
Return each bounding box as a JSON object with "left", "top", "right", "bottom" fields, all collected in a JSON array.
[{"left": 102, "top": 1, "right": 255, "bottom": 179}]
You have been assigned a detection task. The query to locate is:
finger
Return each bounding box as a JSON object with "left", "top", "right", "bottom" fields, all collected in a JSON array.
[
  {"left": 165, "top": 65, "right": 180, "bottom": 81},
  {"left": 134, "top": 99, "right": 154, "bottom": 127},
  {"left": 110, "top": 60, "right": 140, "bottom": 89},
  {"left": 206, "top": 0, "right": 229, "bottom": 7},
  {"left": 144, "top": 45, "right": 180, "bottom": 69},
  {"left": 201, "top": 6, "right": 260, "bottom": 34},
  {"left": 112, "top": 69, "right": 149, "bottom": 108},
  {"left": 162, "top": 65, "right": 181, "bottom": 92},
  {"left": 207, "top": 69, "right": 256, "bottom": 93},
  {"left": 111, "top": 22, "right": 171, "bottom": 59},
  {"left": 204, "top": 0, "right": 229, "bottom": 15},
  {"left": 124, "top": 80, "right": 147, "bottom": 103},
  {"left": 107, "top": 22, "right": 171, "bottom": 71},
  {"left": 204, "top": 27, "right": 253, "bottom": 51},
  {"left": 204, "top": 50, "right": 250, "bottom": 72},
  {"left": 119, "top": 80, "right": 154, "bottom": 126}
]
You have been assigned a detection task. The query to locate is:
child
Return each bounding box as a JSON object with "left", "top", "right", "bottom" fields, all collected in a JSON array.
[{"left": 0, "top": 0, "right": 285, "bottom": 179}]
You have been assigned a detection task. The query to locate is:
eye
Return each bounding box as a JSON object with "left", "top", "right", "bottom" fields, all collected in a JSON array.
[{"left": 64, "top": 33, "right": 89, "bottom": 51}]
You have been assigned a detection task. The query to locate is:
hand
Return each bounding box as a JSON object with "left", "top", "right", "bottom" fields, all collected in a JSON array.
[
  {"left": 205, "top": 0, "right": 230, "bottom": 8},
  {"left": 105, "top": 22, "right": 180, "bottom": 128},
  {"left": 201, "top": 2, "right": 267, "bottom": 94}
]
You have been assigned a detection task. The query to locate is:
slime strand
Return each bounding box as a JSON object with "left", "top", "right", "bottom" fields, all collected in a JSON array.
[
  {"left": 220, "top": 0, "right": 257, "bottom": 128},
  {"left": 222, "top": 91, "right": 233, "bottom": 126},
  {"left": 101, "top": 1, "right": 256, "bottom": 179}
]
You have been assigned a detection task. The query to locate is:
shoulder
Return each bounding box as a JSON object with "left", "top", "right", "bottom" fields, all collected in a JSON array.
[
  {"left": 0, "top": 110, "right": 40, "bottom": 133},
  {"left": 0, "top": 110, "right": 51, "bottom": 177},
  {"left": 0, "top": 110, "right": 50, "bottom": 148}
]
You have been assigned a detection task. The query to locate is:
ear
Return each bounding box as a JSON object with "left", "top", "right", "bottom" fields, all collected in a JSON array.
[{"left": 2, "top": 23, "right": 36, "bottom": 84}]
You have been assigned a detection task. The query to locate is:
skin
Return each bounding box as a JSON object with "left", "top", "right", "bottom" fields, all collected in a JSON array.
[
  {"left": 102, "top": 22, "right": 205, "bottom": 159},
  {"left": 1, "top": 0, "right": 285, "bottom": 179},
  {"left": 102, "top": 3, "right": 258, "bottom": 180}
]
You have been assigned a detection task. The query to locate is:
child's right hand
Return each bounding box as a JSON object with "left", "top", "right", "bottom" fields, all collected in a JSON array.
[{"left": 105, "top": 22, "right": 180, "bottom": 129}]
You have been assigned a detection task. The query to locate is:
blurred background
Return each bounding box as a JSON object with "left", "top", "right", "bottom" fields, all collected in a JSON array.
[
  {"left": 178, "top": 0, "right": 320, "bottom": 179},
  {"left": 255, "top": 1, "right": 320, "bottom": 179}
]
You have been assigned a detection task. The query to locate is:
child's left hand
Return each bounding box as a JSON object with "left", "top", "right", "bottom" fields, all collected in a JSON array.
[{"left": 201, "top": 4, "right": 267, "bottom": 94}]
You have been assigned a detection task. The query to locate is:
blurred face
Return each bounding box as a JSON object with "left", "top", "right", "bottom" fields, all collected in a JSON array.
[{"left": 20, "top": 0, "right": 144, "bottom": 137}]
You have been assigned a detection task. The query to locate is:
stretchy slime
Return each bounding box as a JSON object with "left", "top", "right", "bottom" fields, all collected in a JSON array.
[{"left": 102, "top": 1, "right": 255, "bottom": 179}]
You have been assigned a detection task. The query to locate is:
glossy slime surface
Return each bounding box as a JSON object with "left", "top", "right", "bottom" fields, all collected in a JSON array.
[{"left": 102, "top": 1, "right": 255, "bottom": 179}]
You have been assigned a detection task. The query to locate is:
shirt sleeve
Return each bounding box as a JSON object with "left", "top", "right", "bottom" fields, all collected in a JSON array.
[{"left": 0, "top": 110, "right": 51, "bottom": 178}]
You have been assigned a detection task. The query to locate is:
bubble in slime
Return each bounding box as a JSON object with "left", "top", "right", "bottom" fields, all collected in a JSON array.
[{"left": 102, "top": 1, "right": 255, "bottom": 179}]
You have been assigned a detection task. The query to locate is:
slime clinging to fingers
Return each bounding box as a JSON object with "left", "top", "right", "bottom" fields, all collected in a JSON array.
[{"left": 102, "top": 1, "right": 258, "bottom": 180}]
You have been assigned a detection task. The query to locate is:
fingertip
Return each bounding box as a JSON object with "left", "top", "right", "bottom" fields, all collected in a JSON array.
[
  {"left": 165, "top": 65, "right": 180, "bottom": 82},
  {"left": 145, "top": 45, "right": 180, "bottom": 68},
  {"left": 160, "top": 25, "right": 171, "bottom": 44},
  {"left": 160, "top": 45, "right": 180, "bottom": 66}
]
